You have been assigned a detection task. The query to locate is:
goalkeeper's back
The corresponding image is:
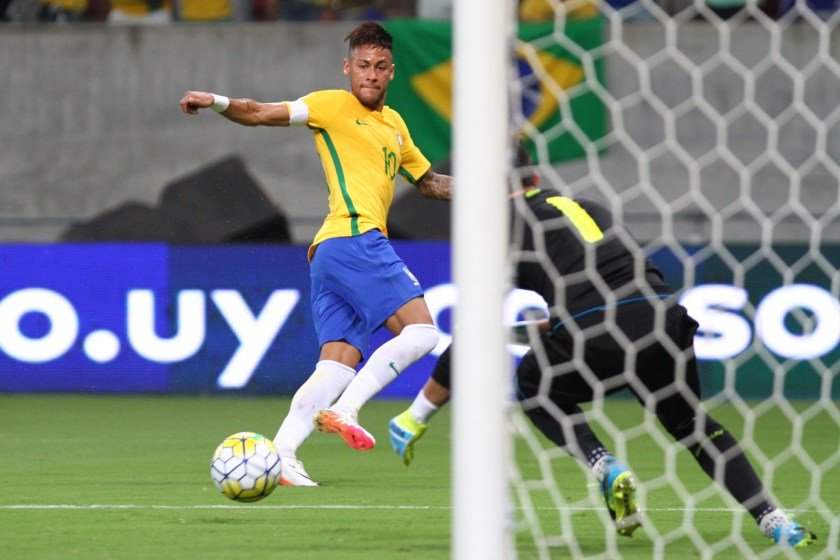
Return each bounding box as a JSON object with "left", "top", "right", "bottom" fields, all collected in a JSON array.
[{"left": 512, "top": 188, "right": 672, "bottom": 318}]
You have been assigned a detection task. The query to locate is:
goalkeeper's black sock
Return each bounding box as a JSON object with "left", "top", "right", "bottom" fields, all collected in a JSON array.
[
  {"left": 684, "top": 420, "right": 773, "bottom": 521},
  {"left": 753, "top": 504, "right": 779, "bottom": 527},
  {"left": 523, "top": 404, "right": 610, "bottom": 471},
  {"left": 587, "top": 448, "right": 613, "bottom": 482},
  {"left": 586, "top": 446, "right": 611, "bottom": 467},
  {"left": 563, "top": 415, "right": 612, "bottom": 474}
]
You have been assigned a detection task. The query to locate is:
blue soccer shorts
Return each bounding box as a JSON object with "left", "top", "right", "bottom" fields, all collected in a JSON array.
[{"left": 309, "top": 229, "right": 424, "bottom": 357}]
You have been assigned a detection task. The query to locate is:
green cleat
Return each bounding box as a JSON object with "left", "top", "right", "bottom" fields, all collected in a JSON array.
[
  {"left": 600, "top": 457, "right": 642, "bottom": 537},
  {"left": 388, "top": 410, "right": 428, "bottom": 467}
]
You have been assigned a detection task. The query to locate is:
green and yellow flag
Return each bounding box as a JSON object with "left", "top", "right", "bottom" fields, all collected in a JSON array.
[{"left": 383, "top": 18, "right": 606, "bottom": 165}]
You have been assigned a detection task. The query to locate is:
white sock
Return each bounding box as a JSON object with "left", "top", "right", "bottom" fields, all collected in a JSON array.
[
  {"left": 333, "top": 323, "right": 439, "bottom": 416},
  {"left": 273, "top": 360, "right": 355, "bottom": 457},
  {"left": 409, "top": 391, "right": 439, "bottom": 424},
  {"left": 758, "top": 508, "right": 790, "bottom": 539}
]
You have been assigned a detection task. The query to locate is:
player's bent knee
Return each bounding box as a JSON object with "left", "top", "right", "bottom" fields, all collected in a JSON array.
[
  {"left": 385, "top": 323, "right": 439, "bottom": 371},
  {"left": 402, "top": 323, "right": 440, "bottom": 357},
  {"left": 667, "top": 414, "right": 726, "bottom": 446},
  {"left": 431, "top": 346, "right": 452, "bottom": 389},
  {"left": 514, "top": 355, "right": 540, "bottom": 402}
]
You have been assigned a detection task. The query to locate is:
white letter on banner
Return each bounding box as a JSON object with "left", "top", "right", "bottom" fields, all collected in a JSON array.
[
  {"left": 127, "top": 290, "right": 205, "bottom": 362},
  {"left": 755, "top": 284, "right": 840, "bottom": 360},
  {"left": 504, "top": 289, "right": 549, "bottom": 357},
  {"left": 213, "top": 290, "right": 300, "bottom": 389},
  {"left": 0, "top": 288, "right": 78, "bottom": 362},
  {"left": 424, "top": 283, "right": 457, "bottom": 355},
  {"left": 425, "top": 284, "right": 549, "bottom": 358},
  {"left": 680, "top": 285, "right": 751, "bottom": 360}
]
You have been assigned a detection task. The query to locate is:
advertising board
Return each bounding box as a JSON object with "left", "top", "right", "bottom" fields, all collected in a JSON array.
[{"left": 0, "top": 243, "right": 836, "bottom": 398}]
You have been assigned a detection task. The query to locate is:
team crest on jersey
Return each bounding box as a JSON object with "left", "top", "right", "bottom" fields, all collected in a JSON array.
[{"left": 403, "top": 266, "right": 419, "bottom": 285}]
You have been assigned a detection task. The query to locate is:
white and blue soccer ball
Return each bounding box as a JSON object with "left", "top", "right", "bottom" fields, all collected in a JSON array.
[{"left": 210, "top": 432, "right": 282, "bottom": 502}]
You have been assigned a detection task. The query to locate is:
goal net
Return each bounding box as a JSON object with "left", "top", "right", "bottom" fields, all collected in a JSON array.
[{"left": 503, "top": 0, "right": 840, "bottom": 558}]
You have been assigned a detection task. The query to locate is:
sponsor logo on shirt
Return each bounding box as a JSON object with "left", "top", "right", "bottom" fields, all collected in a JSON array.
[{"left": 403, "top": 266, "right": 420, "bottom": 285}]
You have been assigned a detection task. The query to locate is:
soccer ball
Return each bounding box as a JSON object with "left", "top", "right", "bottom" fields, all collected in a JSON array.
[{"left": 210, "top": 432, "right": 282, "bottom": 502}]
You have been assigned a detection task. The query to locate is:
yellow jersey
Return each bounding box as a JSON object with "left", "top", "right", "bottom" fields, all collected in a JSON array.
[
  {"left": 179, "top": 0, "right": 232, "bottom": 21},
  {"left": 292, "top": 89, "right": 431, "bottom": 260},
  {"left": 109, "top": 0, "right": 170, "bottom": 15},
  {"left": 40, "top": 0, "right": 87, "bottom": 11}
]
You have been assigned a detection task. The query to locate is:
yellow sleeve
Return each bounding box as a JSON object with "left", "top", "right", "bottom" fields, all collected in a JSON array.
[
  {"left": 392, "top": 110, "right": 432, "bottom": 184},
  {"left": 300, "top": 90, "right": 348, "bottom": 129}
]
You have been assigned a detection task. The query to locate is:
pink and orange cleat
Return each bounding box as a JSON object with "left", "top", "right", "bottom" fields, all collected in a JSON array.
[{"left": 313, "top": 409, "right": 376, "bottom": 451}]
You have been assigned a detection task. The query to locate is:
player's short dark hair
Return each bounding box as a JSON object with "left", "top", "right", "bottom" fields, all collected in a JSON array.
[
  {"left": 514, "top": 140, "right": 538, "bottom": 188},
  {"left": 345, "top": 21, "right": 393, "bottom": 53}
]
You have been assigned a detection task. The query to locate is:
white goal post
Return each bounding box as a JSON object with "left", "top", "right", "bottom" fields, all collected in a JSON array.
[{"left": 452, "top": 1, "right": 513, "bottom": 559}]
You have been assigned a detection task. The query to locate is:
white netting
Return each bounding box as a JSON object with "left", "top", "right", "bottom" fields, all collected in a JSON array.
[{"left": 508, "top": 1, "right": 840, "bottom": 558}]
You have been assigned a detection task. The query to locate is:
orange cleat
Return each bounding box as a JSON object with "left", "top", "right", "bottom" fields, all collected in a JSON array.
[{"left": 313, "top": 409, "right": 376, "bottom": 451}]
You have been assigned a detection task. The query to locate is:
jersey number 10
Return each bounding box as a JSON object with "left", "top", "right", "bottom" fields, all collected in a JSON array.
[{"left": 382, "top": 147, "right": 397, "bottom": 179}]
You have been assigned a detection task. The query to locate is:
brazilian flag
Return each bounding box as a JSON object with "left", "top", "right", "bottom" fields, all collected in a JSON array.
[{"left": 383, "top": 18, "right": 606, "bottom": 164}]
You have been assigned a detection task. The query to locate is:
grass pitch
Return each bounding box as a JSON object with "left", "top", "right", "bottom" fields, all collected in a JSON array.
[{"left": 0, "top": 395, "right": 835, "bottom": 559}]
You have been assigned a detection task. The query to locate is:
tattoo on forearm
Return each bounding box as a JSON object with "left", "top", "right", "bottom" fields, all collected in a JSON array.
[{"left": 417, "top": 172, "right": 454, "bottom": 200}]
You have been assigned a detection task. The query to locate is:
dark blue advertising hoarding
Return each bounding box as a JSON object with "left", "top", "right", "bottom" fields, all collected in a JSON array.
[{"left": 0, "top": 243, "right": 837, "bottom": 398}]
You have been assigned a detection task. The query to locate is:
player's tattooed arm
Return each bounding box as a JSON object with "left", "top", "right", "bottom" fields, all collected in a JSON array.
[{"left": 415, "top": 170, "right": 453, "bottom": 201}]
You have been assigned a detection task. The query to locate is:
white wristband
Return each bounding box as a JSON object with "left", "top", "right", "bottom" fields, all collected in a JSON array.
[{"left": 210, "top": 94, "right": 230, "bottom": 113}]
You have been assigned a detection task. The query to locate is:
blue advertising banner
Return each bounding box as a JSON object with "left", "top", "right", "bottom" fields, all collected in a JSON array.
[
  {"left": 0, "top": 244, "right": 324, "bottom": 394},
  {"left": 0, "top": 244, "right": 170, "bottom": 392},
  {"left": 0, "top": 243, "right": 837, "bottom": 398},
  {"left": 0, "top": 243, "right": 454, "bottom": 397}
]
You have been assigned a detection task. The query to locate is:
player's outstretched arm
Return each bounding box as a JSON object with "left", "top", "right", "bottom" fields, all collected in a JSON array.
[
  {"left": 414, "top": 170, "right": 453, "bottom": 201},
  {"left": 179, "top": 91, "right": 291, "bottom": 127}
]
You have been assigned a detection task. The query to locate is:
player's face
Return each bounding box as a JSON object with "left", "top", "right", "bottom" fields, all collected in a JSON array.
[{"left": 344, "top": 45, "right": 394, "bottom": 111}]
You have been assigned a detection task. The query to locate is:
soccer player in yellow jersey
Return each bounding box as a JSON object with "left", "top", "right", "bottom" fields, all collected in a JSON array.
[{"left": 180, "top": 22, "right": 453, "bottom": 486}]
